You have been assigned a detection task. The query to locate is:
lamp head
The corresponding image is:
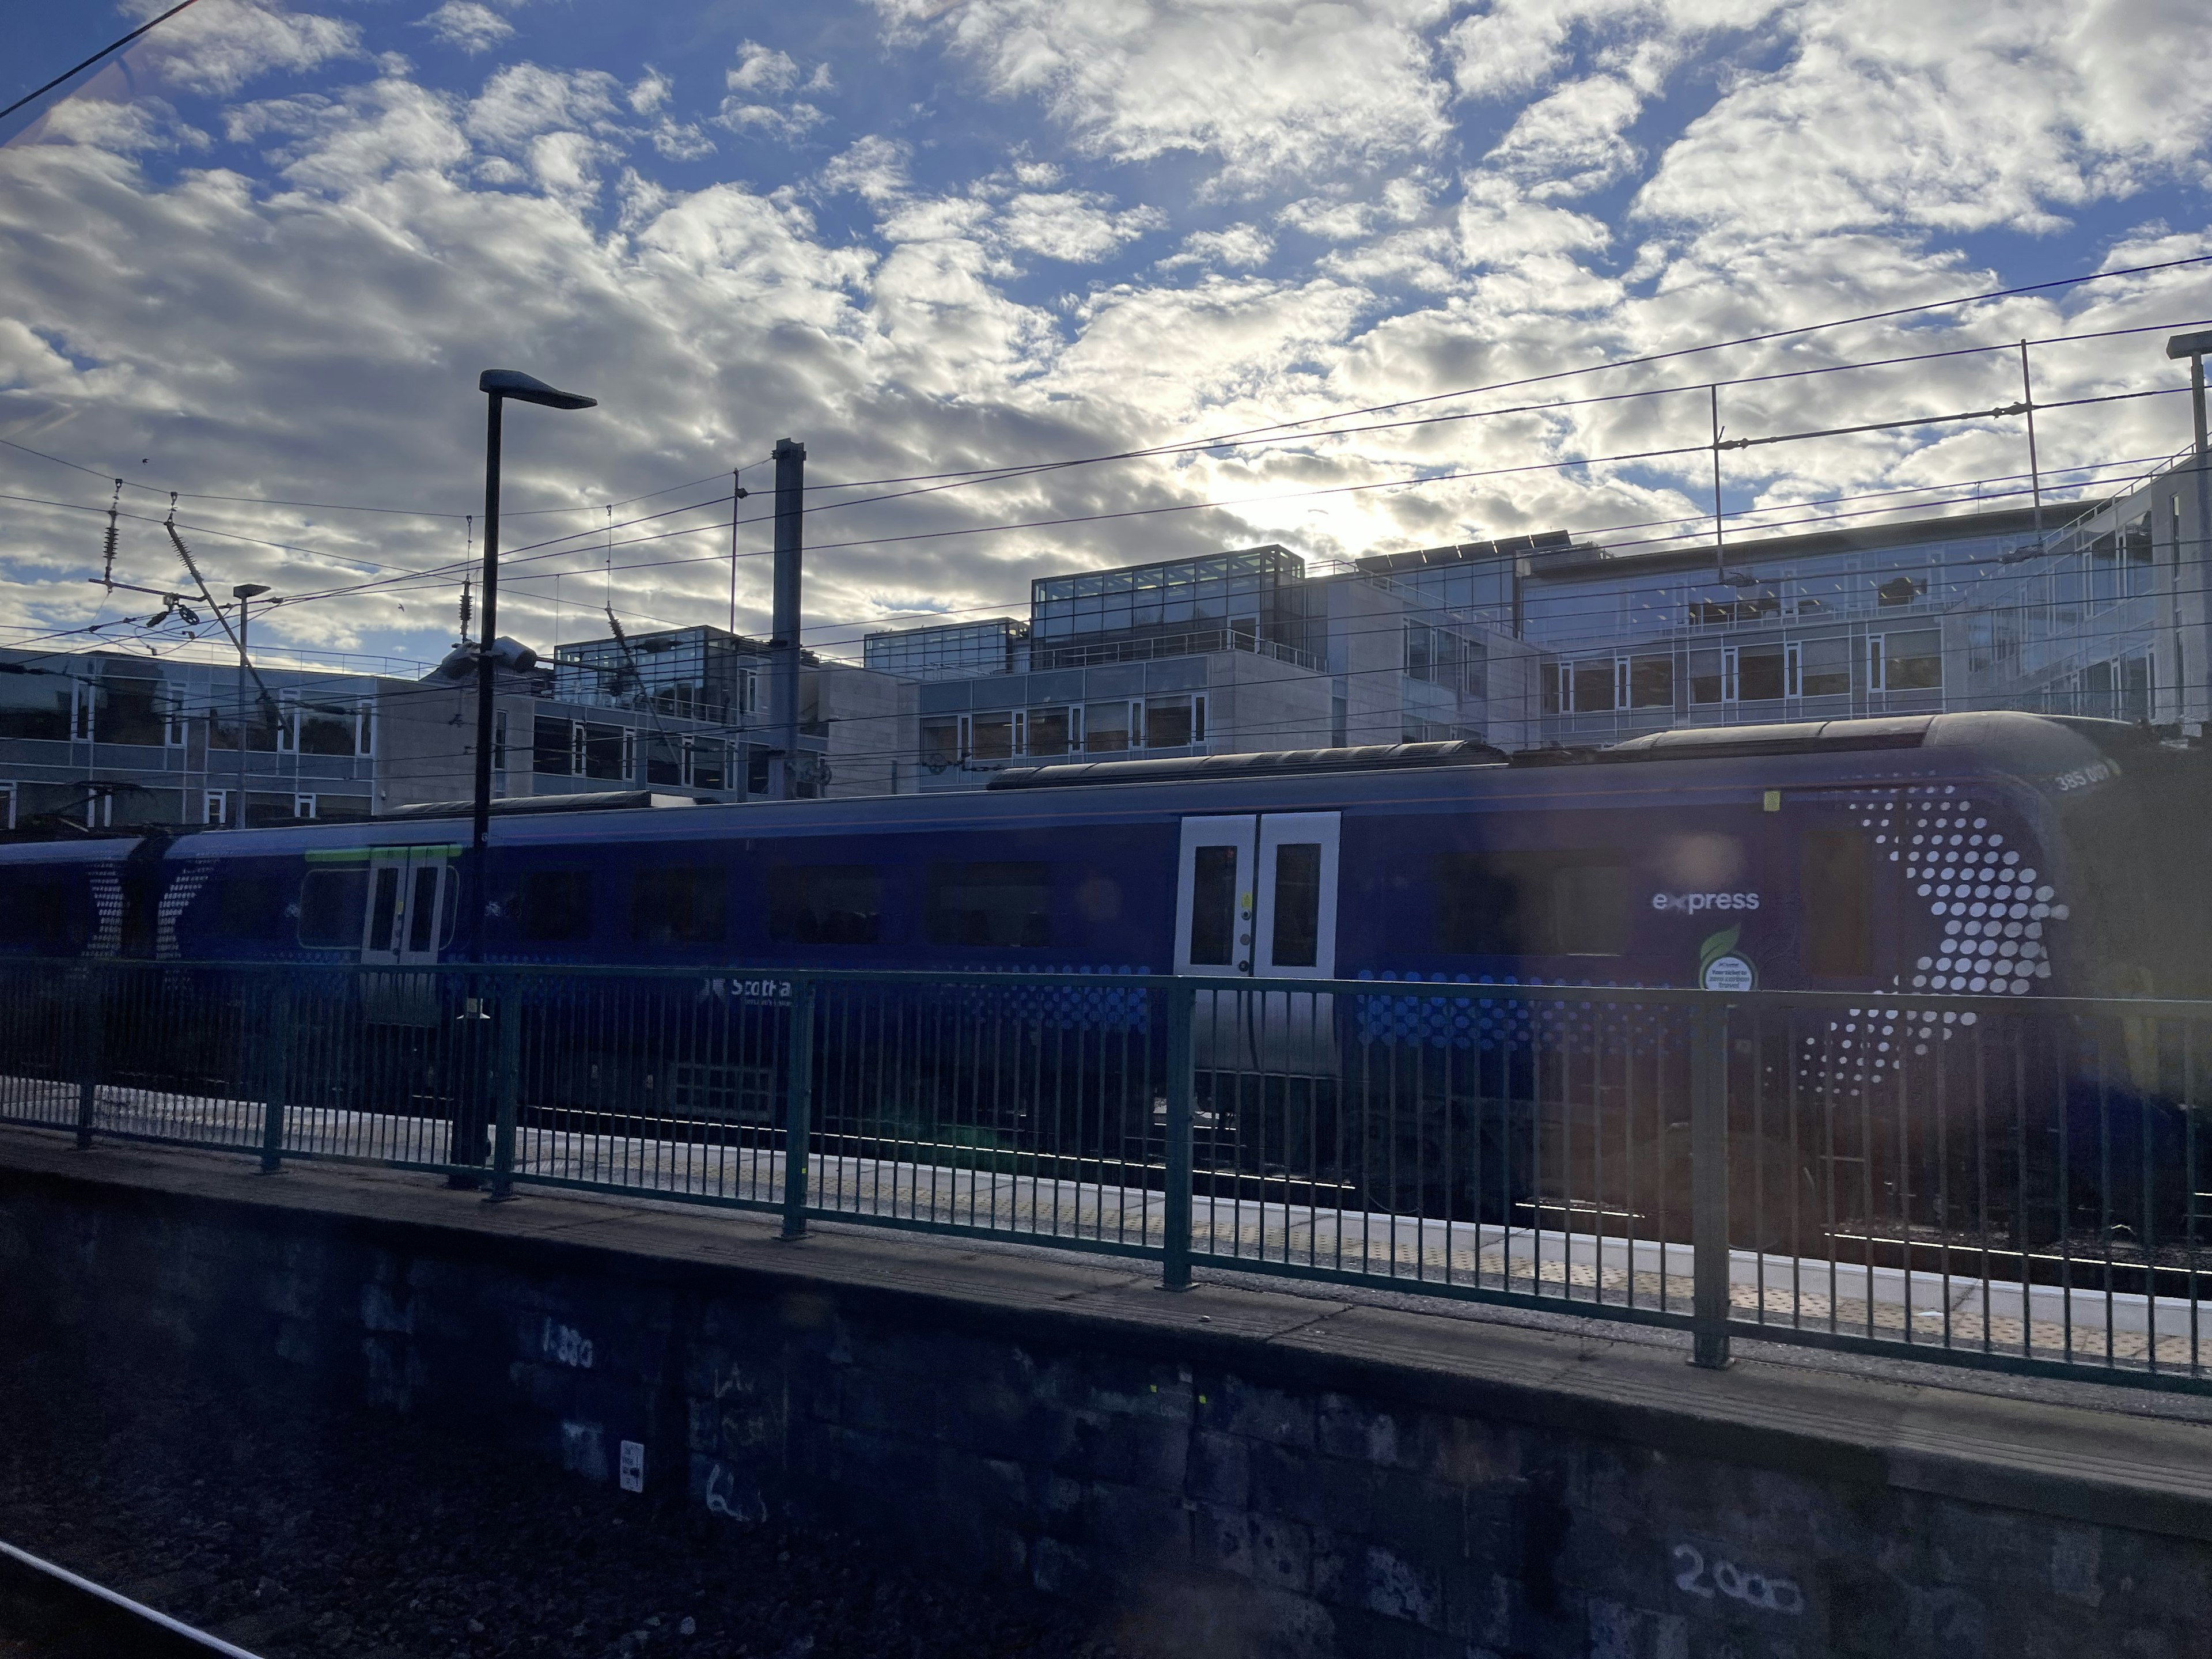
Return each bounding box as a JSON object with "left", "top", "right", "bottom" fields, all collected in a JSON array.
[
  {"left": 232, "top": 582, "right": 271, "bottom": 600},
  {"left": 2165, "top": 329, "right": 2212, "bottom": 361},
  {"left": 479, "top": 368, "right": 597, "bottom": 411}
]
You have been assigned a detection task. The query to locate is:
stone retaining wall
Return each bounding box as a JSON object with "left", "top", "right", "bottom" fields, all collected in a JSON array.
[{"left": 3, "top": 1145, "right": 2209, "bottom": 1659}]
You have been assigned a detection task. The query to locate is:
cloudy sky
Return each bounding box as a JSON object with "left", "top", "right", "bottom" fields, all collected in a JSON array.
[{"left": 3, "top": 0, "right": 2211, "bottom": 671}]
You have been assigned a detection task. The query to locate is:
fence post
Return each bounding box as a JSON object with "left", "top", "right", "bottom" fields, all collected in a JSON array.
[
  {"left": 1689, "top": 996, "right": 1732, "bottom": 1369},
  {"left": 74, "top": 963, "right": 104, "bottom": 1150},
  {"left": 779, "top": 976, "right": 815, "bottom": 1241},
  {"left": 487, "top": 977, "right": 520, "bottom": 1202},
  {"left": 1161, "top": 981, "right": 1195, "bottom": 1291},
  {"left": 258, "top": 978, "right": 291, "bottom": 1174}
]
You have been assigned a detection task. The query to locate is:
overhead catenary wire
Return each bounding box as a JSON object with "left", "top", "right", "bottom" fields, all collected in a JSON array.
[{"left": 0, "top": 0, "right": 208, "bottom": 126}]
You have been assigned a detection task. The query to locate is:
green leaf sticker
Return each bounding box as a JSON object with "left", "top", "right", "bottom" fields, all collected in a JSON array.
[{"left": 1699, "top": 926, "right": 1756, "bottom": 991}]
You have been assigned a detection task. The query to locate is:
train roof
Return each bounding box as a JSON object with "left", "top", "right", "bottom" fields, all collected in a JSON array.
[{"left": 0, "top": 711, "right": 2173, "bottom": 865}]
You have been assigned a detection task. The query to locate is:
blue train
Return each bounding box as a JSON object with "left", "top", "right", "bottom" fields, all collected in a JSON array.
[
  {"left": 0, "top": 711, "right": 2201, "bottom": 1257},
  {"left": 0, "top": 710, "right": 2195, "bottom": 998}
]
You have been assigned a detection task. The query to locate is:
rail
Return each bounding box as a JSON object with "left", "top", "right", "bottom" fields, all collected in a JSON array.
[
  {"left": 0, "top": 1539, "right": 266, "bottom": 1658},
  {"left": 3, "top": 959, "right": 2209, "bottom": 1391}
]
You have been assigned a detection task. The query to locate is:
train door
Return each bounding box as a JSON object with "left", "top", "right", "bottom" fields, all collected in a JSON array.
[
  {"left": 361, "top": 847, "right": 452, "bottom": 1025},
  {"left": 1173, "top": 812, "right": 1340, "bottom": 1071}
]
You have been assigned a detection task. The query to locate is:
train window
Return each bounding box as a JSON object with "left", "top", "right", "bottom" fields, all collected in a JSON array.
[
  {"left": 366, "top": 866, "right": 400, "bottom": 952},
  {"left": 1801, "top": 830, "right": 1870, "bottom": 978},
  {"left": 926, "top": 862, "right": 1051, "bottom": 948},
  {"left": 1188, "top": 845, "right": 1237, "bottom": 965},
  {"left": 6, "top": 875, "right": 79, "bottom": 952},
  {"left": 770, "top": 865, "right": 881, "bottom": 945},
  {"left": 518, "top": 869, "right": 594, "bottom": 942},
  {"left": 1435, "top": 851, "right": 1628, "bottom": 957},
  {"left": 407, "top": 866, "right": 442, "bottom": 953},
  {"left": 297, "top": 868, "right": 368, "bottom": 948},
  {"left": 631, "top": 866, "right": 728, "bottom": 945},
  {"left": 1271, "top": 843, "right": 1321, "bottom": 967},
  {"left": 218, "top": 870, "right": 289, "bottom": 939}
]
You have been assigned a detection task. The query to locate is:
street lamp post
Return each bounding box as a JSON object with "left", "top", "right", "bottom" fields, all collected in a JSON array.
[
  {"left": 454, "top": 369, "right": 593, "bottom": 1193},
  {"left": 230, "top": 582, "right": 269, "bottom": 825},
  {"left": 469, "top": 369, "right": 596, "bottom": 960},
  {"left": 2165, "top": 331, "right": 2212, "bottom": 728}
]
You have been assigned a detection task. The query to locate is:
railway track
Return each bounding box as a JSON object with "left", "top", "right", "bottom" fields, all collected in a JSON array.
[{"left": 0, "top": 1540, "right": 266, "bottom": 1659}]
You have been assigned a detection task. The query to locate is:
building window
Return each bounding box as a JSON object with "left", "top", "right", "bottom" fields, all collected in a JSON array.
[
  {"left": 688, "top": 739, "right": 728, "bottom": 790},
  {"left": 579, "top": 722, "right": 628, "bottom": 781},
  {"left": 203, "top": 789, "right": 229, "bottom": 827},
  {"left": 1027, "top": 706, "right": 1075, "bottom": 757},
  {"left": 1872, "top": 630, "right": 1941, "bottom": 692},
  {"left": 294, "top": 698, "right": 360, "bottom": 756},
  {"left": 1627, "top": 654, "right": 1673, "bottom": 709},
  {"left": 1569, "top": 658, "right": 1615, "bottom": 713},
  {"left": 1688, "top": 649, "right": 1724, "bottom": 706},
  {"left": 1083, "top": 700, "right": 1131, "bottom": 753},
  {"left": 0, "top": 782, "right": 13, "bottom": 831},
  {"left": 921, "top": 715, "right": 964, "bottom": 770},
  {"left": 1797, "top": 636, "right": 1851, "bottom": 698},
  {"left": 163, "top": 698, "right": 188, "bottom": 747},
  {"left": 533, "top": 715, "right": 572, "bottom": 775},
  {"left": 294, "top": 794, "right": 317, "bottom": 820},
  {"left": 493, "top": 711, "right": 508, "bottom": 777},
  {"left": 969, "top": 710, "right": 1017, "bottom": 761},
  {"left": 1142, "top": 694, "right": 1203, "bottom": 748},
  {"left": 0, "top": 675, "right": 71, "bottom": 742},
  {"left": 737, "top": 668, "right": 760, "bottom": 717},
  {"left": 1737, "top": 644, "right": 1786, "bottom": 702},
  {"left": 646, "top": 733, "right": 684, "bottom": 786}
]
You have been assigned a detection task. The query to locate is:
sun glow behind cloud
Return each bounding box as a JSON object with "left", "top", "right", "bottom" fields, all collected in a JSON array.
[{"left": 1, "top": 0, "right": 2209, "bottom": 667}]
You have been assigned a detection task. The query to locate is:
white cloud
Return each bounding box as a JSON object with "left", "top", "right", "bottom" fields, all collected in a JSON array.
[
  {"left": 873, "top": 0, "right": 1457, "bottom": 188},
  {"left": 419, "top": 2, "right": 513, "bottom": 55},
  {"left": 1157, "top": 222, "right": 1275, "bottom": 271},
  {"left": 123, "top": 0, "right": 363, "bottom": 97},
  {"left": 466, "top": 63, "right": 622, "bottom": 150},
  {"left": 714, "top": 100, "right": 827, "bottom": 139},
  {"left": 9, "top": 0, "right": 2212, "bottom": 662},
  {"left": 649, "top": 118, "right": 714, "bottom": 161},
  {"left": 1484, "top": 74, "right": 1643, "bottom": 198},
  {"left": 727, "top": 40, "right": 802, "bottom": 96},
  {"left": 998, "top": 191, "right": 1166, "bottom": 262},
  {"left": 1635, "top": 0, "right": 2212, "bottom": 245},
  {"left": 819, "top": 136, "right": 912, "bottom": 203}
]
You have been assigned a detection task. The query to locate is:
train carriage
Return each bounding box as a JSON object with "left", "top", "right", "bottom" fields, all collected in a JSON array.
[{"left": 1, "top": 711, "right": 2205, "bottom": 1255}]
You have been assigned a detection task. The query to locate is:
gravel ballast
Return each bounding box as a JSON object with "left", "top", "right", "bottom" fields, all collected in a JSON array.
[{"left": 0, "top": 1353, "right": 1132, "bottom": 1659}]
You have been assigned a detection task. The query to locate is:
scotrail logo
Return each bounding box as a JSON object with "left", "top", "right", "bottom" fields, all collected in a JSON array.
[{"left": 1650, "top": 891, "right": 1761, "bottom": 915}]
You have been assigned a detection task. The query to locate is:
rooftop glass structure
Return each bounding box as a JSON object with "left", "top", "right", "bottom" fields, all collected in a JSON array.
[
  {"left": 862, "top": 618, "right": 1028, "bottom": 681},
  {"left": 1029, "top": 545, "right": 1316, "bottom": 666},
  {"left": 551, "top": 625, "right": 764, "bottom": 722}
]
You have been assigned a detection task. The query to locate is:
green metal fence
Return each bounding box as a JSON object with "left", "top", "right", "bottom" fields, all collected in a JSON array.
[{"left": 3, "top": 958, "right": 2209, "bottom": 1391}]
